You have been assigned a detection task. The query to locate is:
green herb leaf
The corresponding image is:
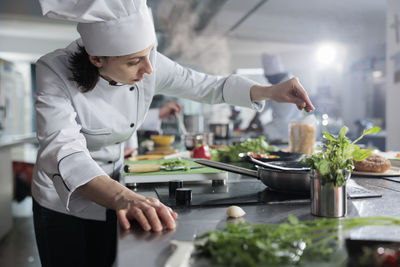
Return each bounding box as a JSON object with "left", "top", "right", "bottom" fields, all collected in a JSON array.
[
  {"left": 195, "top": 215, "right": 400, "bottom": 267},
  {"left": 338, "top": 126, "right": 347, "bottom": 139},
  {"left": 161, "top": 158, "right": 186, "bottom": 168},
  {"left": 322, "top": 131, "right": 336, "bottom": 141},
  {"left": 302, "top": 125, "right": 379, "bottom": 186},
  {"left": 363, "top": 126, "right": 381, "bottom": 135},
  {"left": 352, "top": 126, "right": 381, "bottom": 144},
  {"left": 352, "top": 149, "right": 372, "bottom": 161}
]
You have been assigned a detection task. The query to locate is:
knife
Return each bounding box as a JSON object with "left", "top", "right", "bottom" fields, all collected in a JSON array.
[
  {"left": 164, "top": 240, "right": 195, "bottom": 267},
  {"left": 124, "top": 164, "right": 203, "bottom": 173}
]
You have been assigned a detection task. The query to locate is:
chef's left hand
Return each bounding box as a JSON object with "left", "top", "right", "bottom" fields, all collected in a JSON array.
[
  {"left": 117, "top": 197, "right": 178, "bottom": 231},
  {"left": 251, "top": 77, "right": 315, "bottom": 112}
]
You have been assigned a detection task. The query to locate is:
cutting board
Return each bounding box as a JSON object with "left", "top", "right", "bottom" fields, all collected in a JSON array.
[{"left": 123, "top": 159, "right": 227, "bottom": 184}]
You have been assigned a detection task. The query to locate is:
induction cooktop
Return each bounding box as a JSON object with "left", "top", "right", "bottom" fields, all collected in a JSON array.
[
  {"left": 155, "top": 180, "right": 310, "bottom": 208},
  {"left": 155, "top": 179, "right": 382, "bottom": 208}
]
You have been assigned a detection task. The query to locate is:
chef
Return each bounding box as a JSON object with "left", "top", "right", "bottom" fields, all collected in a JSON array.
[{"left": 32, "top": 0, "right": 315, "bottom": 266}]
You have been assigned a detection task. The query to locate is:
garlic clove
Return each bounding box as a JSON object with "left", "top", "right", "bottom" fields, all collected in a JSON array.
[{"left": 226, "top": 205, "right": 246, "bottom": 218}]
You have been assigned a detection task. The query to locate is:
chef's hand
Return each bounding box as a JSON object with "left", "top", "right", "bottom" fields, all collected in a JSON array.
[
  {"left": 159, "top": 101, "right": 182, "bottom": 119},
  {"left": 123, "top": 147, "right": 138, "bottom": 158},
  {"left": 117, "top": 197, "right": 178, "bottom": 232},
  {"left": 250, "top": 77, "right": 315, "bottom": 112}
]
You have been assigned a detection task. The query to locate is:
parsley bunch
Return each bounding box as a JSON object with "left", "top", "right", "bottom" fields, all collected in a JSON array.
[
  {"left": 195, "top": 215, "right": 400, "bottom": 267},
  {"left": 303, "top": 126, "right": 381, "bottom": 186}
]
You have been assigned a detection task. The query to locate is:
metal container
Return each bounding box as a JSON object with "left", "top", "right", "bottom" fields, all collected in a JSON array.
[
  {"left": 202, "top": 132, "right": 214, "bottom": 146},
  {"left": 310, "top": 170, "right": 350, "bottom": 218},
  {"left": 209, "top": 122, "right": 232, "bottom": 139},
  {"left": 184, "top": 115, "right": 204, "bottom": 133},
  {"left": 182, "top": 133, "right": 203, "bottom": 150}
]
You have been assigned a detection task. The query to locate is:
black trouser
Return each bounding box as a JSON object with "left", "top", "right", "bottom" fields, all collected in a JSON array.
[{"left": 33, "top": 199, "right": 117, "bottom": 267}]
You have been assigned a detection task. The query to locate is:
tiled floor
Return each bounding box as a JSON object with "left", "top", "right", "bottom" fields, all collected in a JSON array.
[{"left": 0, "top": 198, "right": 41, "bottom": 267}]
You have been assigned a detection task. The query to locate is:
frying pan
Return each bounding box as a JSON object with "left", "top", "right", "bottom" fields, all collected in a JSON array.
[
  {"left": 195, "top": 159, "right": 311, "bottom": 194},
  {"left": 238, "top": 151, "right": 306, "bottom": 162}
]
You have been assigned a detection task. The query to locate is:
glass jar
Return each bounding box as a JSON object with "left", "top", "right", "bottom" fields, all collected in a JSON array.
[{"left": 289, "top": 116, "right": 316, "bottom": 155}]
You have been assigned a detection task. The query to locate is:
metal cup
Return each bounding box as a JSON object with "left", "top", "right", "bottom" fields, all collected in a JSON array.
[{"left": 310, "top": 169, "right": 350, "bottom": 218}]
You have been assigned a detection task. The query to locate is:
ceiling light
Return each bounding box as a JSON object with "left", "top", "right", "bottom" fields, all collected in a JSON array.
[{"left": 316, "top": 44, "right": 337, "bottom": 66}]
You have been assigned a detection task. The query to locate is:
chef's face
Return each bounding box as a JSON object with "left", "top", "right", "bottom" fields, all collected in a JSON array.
[{"left": 89, "top": 45, "right": 154, "bottom": 85}]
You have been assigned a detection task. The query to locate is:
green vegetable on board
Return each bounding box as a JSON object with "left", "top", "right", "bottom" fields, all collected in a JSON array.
[
  {"left": 302, "top": 126, "right": 381, "bottom": 186},
  {"left": 161, "top": 158, "right": 187, "bottom": 168},
  {"left": 195, "top": 215, "right": 400, "bottom": 267},
  {"left": 211, "top": 137, "right": 274, "bottom": 163}
]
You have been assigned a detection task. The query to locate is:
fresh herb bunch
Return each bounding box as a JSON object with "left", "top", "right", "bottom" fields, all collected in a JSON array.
[
  {"left": 211, "top": 137, "right": 274, "bottom": 162},
  {"left": 195, "top": 215, "right": 400, "bottom": 267},
  {"left": 302, "top": 126, "right": 381, "bottom": 186}
]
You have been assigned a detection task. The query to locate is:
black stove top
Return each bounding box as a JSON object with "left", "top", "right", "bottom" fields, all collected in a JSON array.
[
  {"left": 155, "top": 178, "right": 382, "bottom": 208},
  {"left": 155, "top": 180, "right": 310, "bottom": 208}
]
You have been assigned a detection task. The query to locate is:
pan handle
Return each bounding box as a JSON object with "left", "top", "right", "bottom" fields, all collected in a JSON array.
[
  {"left": 194, "top": 159, "right": 259, "bottom": 178},
  {"left": 244, "top": 155, "right": 310, "bottom": 172}
]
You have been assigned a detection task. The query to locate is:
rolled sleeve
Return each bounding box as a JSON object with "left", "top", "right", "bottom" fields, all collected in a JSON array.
[
  {"left": 53, "top": 151, "right": 107, "bottom": 213},
  {"left": 223, "top": 74, "right": 265, "bottom": 111},
  {"left": 155, "top": 53, "right": 264, "bottom": 111}
]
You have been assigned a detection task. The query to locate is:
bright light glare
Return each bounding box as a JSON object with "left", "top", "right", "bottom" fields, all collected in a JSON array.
[
  {"left": 372, "top": 71, "right": 383, "bottom": 78},
  {"left": 316, "top": 44, "right": 336, "bottom": 66}
]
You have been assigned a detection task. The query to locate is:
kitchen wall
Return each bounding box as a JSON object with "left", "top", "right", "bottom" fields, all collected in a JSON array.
[{"left": 386, "top": 0, "right": 400, "bottom": 150}]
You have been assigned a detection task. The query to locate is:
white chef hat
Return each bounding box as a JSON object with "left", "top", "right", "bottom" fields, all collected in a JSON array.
[
  {"left": 39, "top": 0, "right": 156, "bottom": 56},
  {"left": 261, "top": 54, "right": 285, "bottom": 76}
]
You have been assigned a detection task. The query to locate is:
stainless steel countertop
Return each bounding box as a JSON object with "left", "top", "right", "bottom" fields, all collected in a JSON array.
[{"left": 117, "top": 174, "right": 400, "bottom": 267}]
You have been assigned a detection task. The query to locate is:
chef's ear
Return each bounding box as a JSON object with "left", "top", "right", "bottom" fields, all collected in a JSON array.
[{"left": 88, "top": 55, "right": 105, "bottom": 68}]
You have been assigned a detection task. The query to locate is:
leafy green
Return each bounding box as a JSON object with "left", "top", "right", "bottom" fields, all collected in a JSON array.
[
  {"left": 211, "top": 137, "right": 274, "bottom": 162},
  {"left": 302, "top": 126, "right": 381, "bottom": 186},
  {"left": 160, "top": 158, "right": 187, "bottom": 168},
  {"left": 195, "top": 215, "right": 400, "bottom": 267}
]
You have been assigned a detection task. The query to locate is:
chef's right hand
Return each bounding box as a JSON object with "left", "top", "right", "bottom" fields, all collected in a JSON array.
[{"left": 117, "top": 197, "right": 178, "bottom": 232}]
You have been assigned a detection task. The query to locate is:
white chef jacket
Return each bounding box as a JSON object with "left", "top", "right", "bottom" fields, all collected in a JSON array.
[{"left": 32, "top": 39, "right": 264, "bottom": 221}]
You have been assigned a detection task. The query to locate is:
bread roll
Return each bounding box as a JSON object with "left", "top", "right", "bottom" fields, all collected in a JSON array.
[{"left": 353, "top": 153, "right": 391, "bottom": 173}]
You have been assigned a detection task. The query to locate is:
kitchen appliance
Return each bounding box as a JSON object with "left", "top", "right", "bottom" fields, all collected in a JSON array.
[
  {"left": 155, "top": 178, "right": 380, "bottom": 208},
  {"left": 195, "top": 159, "right": 311, "bottom": 194},
  {"left": 209, "top": 122, "right": 233, "bottom": 139},
  {"left": 156, "top": 180, "right": 309, "bottom": 208},
  {"left": 182, "top": 132, "right": 214, "bottom": 150},
  {"left": 202, "top": 132, "right": 214, "bottom": 146},
  {"left": 184, "top": 114, "right": 203, "bottom": 133},
  {"left": 182, "top": 133, "right": 203, "bottom": 150}
]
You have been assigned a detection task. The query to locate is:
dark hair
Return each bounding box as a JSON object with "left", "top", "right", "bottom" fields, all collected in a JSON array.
[{"left": 68, "top": 45, "right": 100, "bottom": 93}]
